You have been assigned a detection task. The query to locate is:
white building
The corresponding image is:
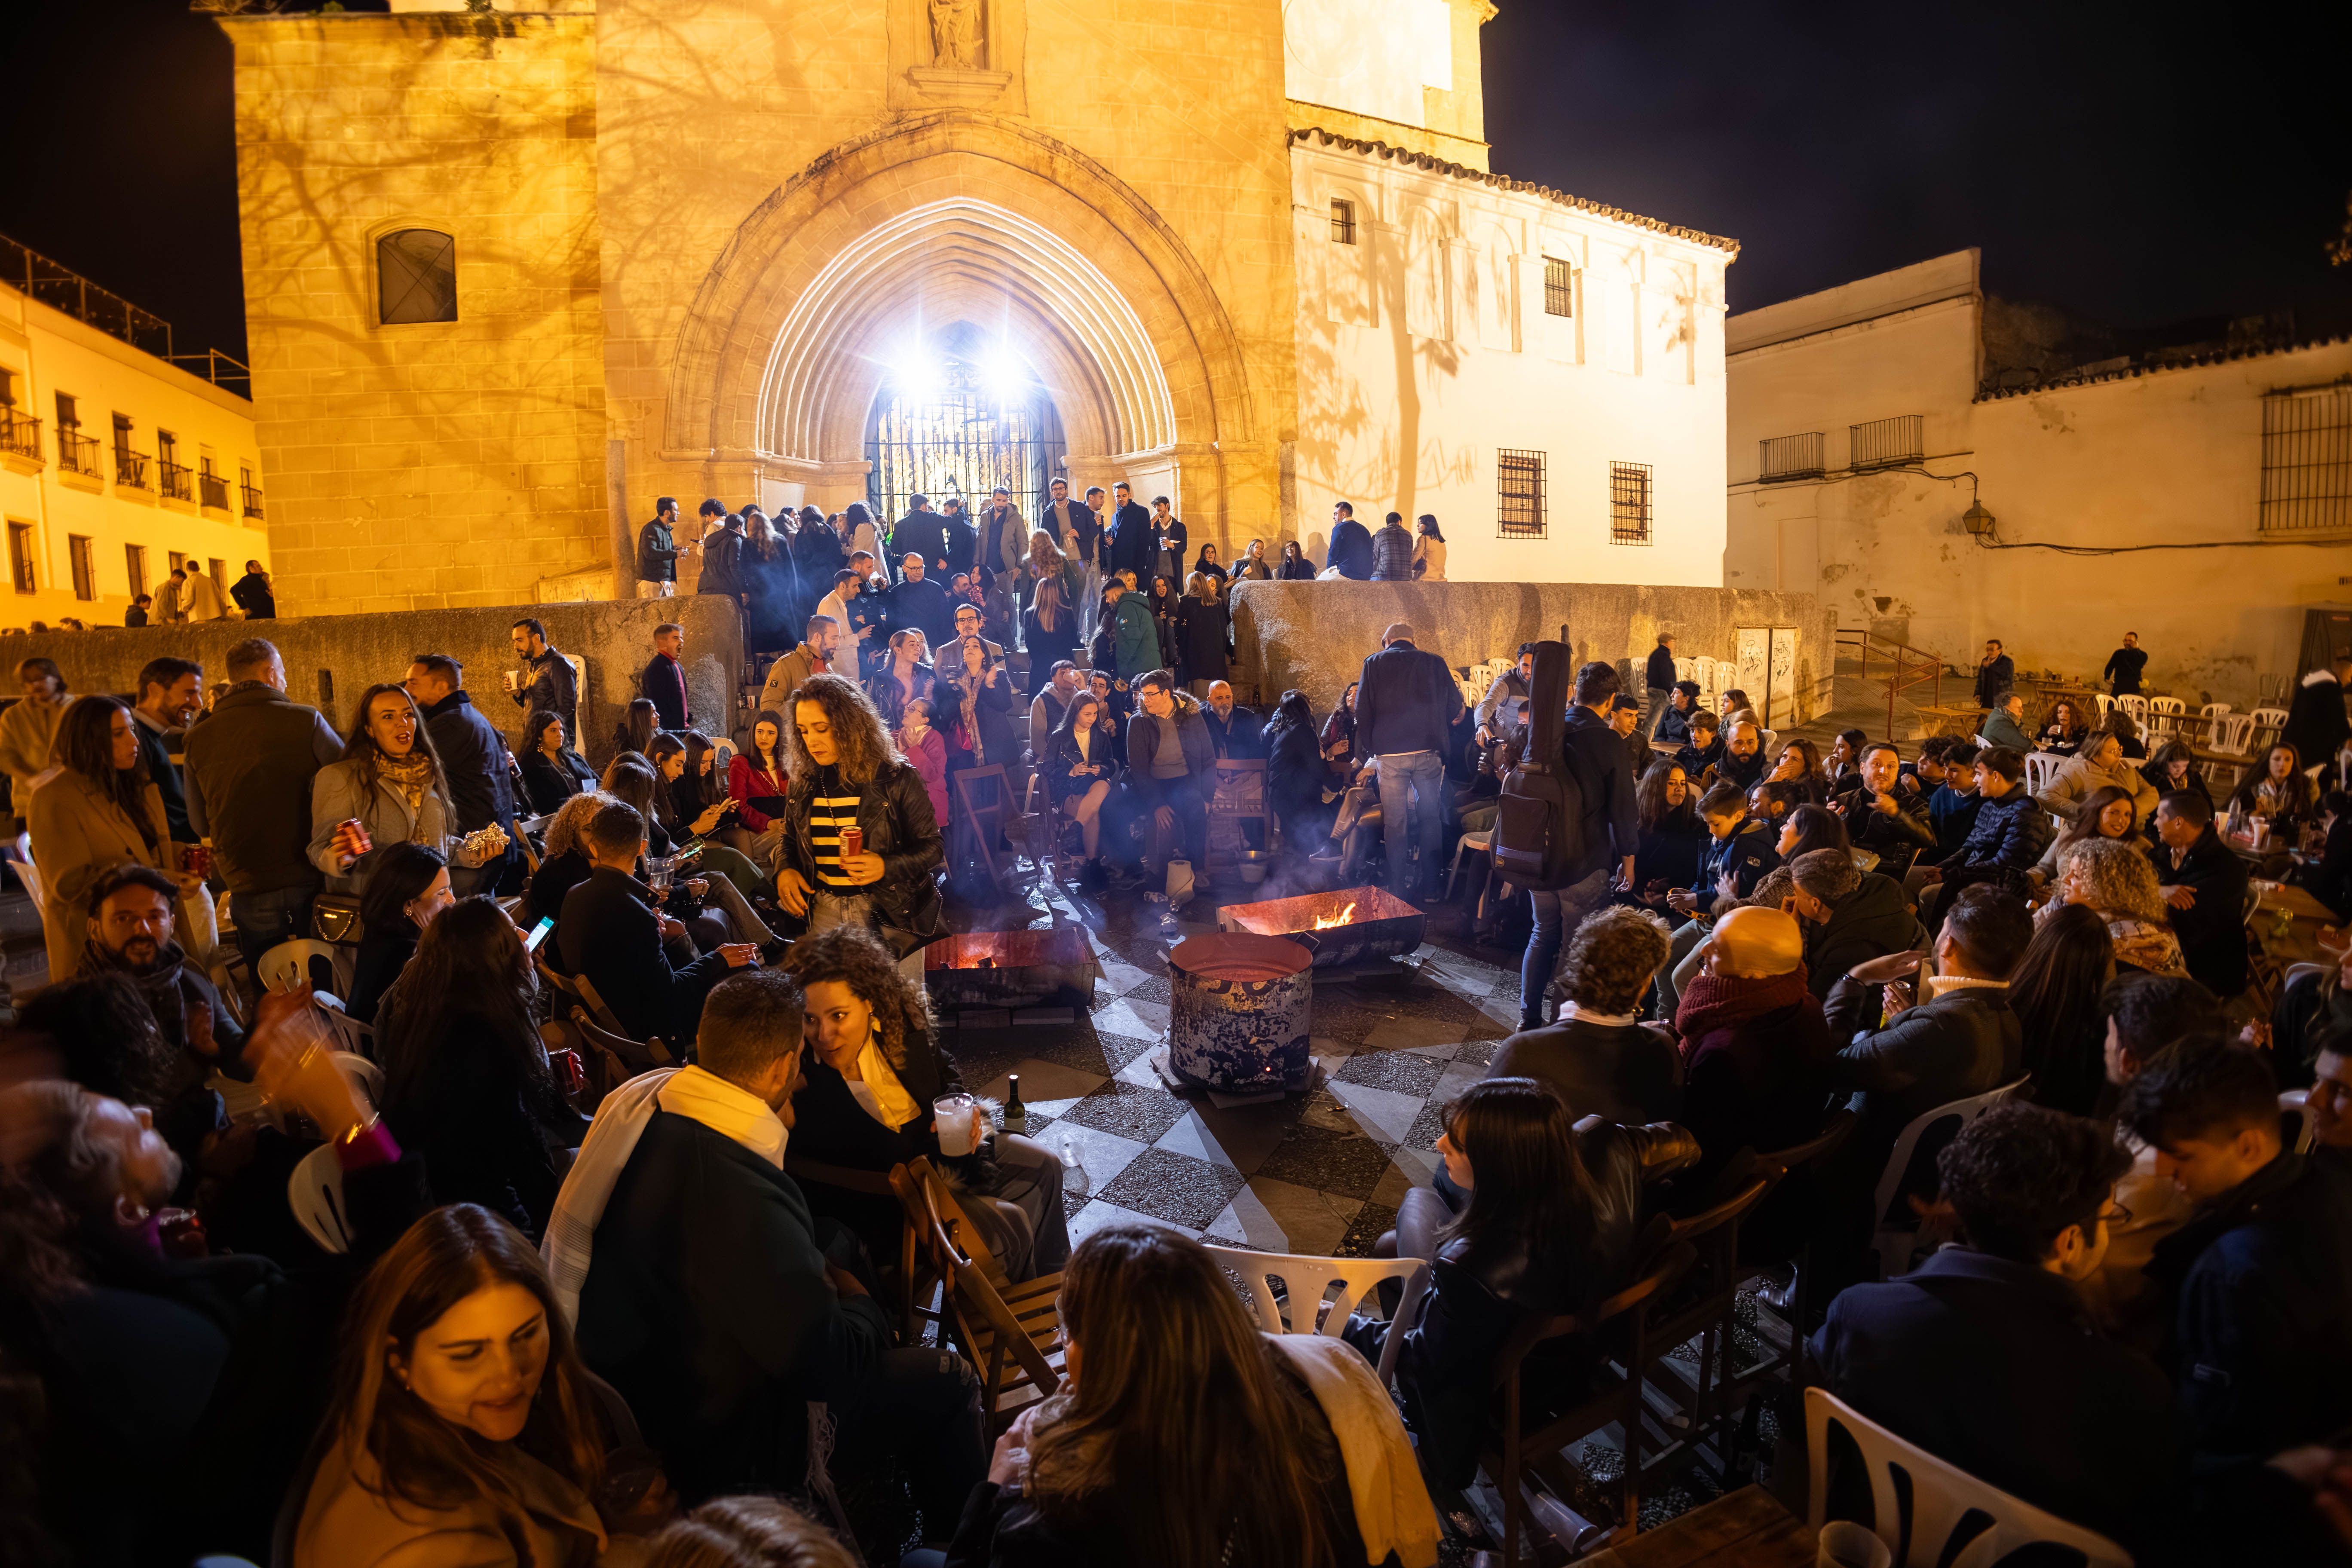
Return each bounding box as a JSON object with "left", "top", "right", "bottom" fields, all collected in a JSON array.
[
  {"left": 1725, "top": 249, "right": 2352, "bottom": 708},
  {"left": 0, "top": 236, "right": 270, "bottom": 628}
]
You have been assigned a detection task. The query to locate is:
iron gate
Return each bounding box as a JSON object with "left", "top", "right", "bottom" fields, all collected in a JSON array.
[{"left": 865, "top": 355, "right": 1067, "bottom": 538}]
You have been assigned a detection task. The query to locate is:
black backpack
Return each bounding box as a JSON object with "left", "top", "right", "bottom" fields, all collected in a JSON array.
[{"left": 1491, "top": 640, "right": 1588, "bottom": 890}]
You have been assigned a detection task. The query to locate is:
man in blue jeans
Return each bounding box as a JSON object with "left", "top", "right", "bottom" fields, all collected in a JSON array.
[
  {"left": 1520, "top": 659, "right": 1641, "bottom": 1029},
  {"left": 1351, "top": 622, "right": 1464, "bottom": 905}
]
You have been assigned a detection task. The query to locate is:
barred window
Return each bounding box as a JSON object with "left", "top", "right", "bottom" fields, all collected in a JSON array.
[
  {"left": 1498, "top": 448, "right": 1546, "bottom": 538},
  {"left": 378, "top": 228, "right": 458, "bottom": 325},
  {"left": 8, "top": 524, "right": 34, "bottom": 594},
  {"left": 1330, "top": 199, "right": 1357, "bottom": 246},
  {"left": 1543, "top": 257, "right": 1573, "bottom": 317},
  {"left": 2261, "top": 384, "right": 2352, "bottom": 534},
  {"left": 1609, "top": 461, "right": 1652, "bottom": 545}
]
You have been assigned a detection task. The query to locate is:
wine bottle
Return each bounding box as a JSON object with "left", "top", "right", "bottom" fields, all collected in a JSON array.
[{"left": 1003, "top": 1073, "right": 1028, "bottom": 1133}]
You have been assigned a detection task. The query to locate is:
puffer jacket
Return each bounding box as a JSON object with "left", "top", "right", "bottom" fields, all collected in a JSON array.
[
  {"left": 1950, "top": 787, "right": 2052, "bottom": 895},
  {"left": 776, "top": 757, "right": 946, "bottom": 955},
  {"left": 1358, "top": 1117, "right": 1700, "bottom": 1486}
]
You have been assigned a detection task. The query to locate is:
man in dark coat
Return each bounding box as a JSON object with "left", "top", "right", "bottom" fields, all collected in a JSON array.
[
  {"left": 1643, "top": 632, "right": 1678, "bottom": 741},
  {"left": 637, "top": 496, "right": 684, "bottom": 596},
  {"left": 1353, "top": 622, "right": 1465, "bottom": 902},
  {"left": 1200, "top": 680, "right": 1264, "bottom": 759},
  {"left": 2281, "top": 659, "right": 2351, "bottom": 778},
  {"left": 1810, "top": 1102, "right": 2182, "bottom": 1560},
  {"left": 1918, "top": 747, "right": 2048, "bottom": 913},
  {"left": 2151, "top": 790, "right": 2250, "bottom": 998},
  {"left": 1520, "top": 659, "right": 1642, "bottom": 1029},
  {"left": 77, "top": 863, "right": 249, "bottom": 1075},
  {"left": 889, "top": 495, "right": 951, "bottom": 577},
  {"left": 1972, "top": 638, "right": 2015, "bottom": 711},
  {"left": 228, "top": 561, "right": 276, "bottom": 619},
  {"left": 697, "top": 511, "right": 745, "bottom": 605},
  {"left": 885, "top": 554, "right": 957, "bottom": 655},
  {"left": 642, "top": 622, "right": 692, "bottom": 732},
  {"left": 1123, "top": 671, "right": 1215, "bottom": 871},
  {"left": 408, "top": 653, "right": 521, "bottom": 896},
  {"left": 567, "top": 966, "right": 985, "bottom": 1512},
  {"left": 2123, "top": 1035, "right": 2352, "bottom": 1471},
  {"left": 2103, "top": 631, "right": 2148, "bottom": 697},
  {"left": 939, "top": 499, "right": 976, "bottom": 581},
  {"left": 1787, "top": 849, "right": 1922, "bottom": 1013},
  {"left": 1831, "top": 742, "right": 1937, "bottom": 879},
  {"left": 1491, "top": 904, "right": 1682, "bottom": 1126},
  {"left": 1105, "top": 481, "right": 1155, "bottom": 582},
  {"left": 1325, "top": 500, "right": 1373, "bottom": 580},
  {"left": 557, "top": 802, "right": 751, "bottom": 1046},
  {"left": 508, "top": 617, "right": 579, "bottom": 739},
  {"left": 129, "top": 655, "right": 205, "bottom": 845}
]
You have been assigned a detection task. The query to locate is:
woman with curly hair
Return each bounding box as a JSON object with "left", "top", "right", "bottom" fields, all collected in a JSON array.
[
  {"left": 2051, "top": 836, "right": 2187, "bottom": 977},
  {"left": 778, "top": 924, "right": 1069, "bottom": 1280},
  {"left": 2034, "top": 698, "right": 2090, "bottom": 757},
  {"left": 773, "top": 673, "right": 944, "bottom": 955}
]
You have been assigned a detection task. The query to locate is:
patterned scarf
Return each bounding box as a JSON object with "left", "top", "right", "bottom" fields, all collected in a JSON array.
[{"left": 374, "top": 747, "right": 436, "bottom": 825}]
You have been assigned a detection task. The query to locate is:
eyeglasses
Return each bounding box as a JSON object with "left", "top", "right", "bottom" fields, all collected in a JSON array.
[{"left": 2097, "top": 1201, "right": 2132, "bottom": 1227}]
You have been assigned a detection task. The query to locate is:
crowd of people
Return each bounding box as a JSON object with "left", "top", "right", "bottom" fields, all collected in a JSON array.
[{"left": 3, "top": 561, "right": 2352, "bottom": 1568}]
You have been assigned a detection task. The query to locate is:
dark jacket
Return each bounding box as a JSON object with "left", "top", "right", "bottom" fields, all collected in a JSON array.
[
  {"left": 775, "top": 760, "right": 946, "bottom": 954},
  {"left": 2104, "top": 645, "right": 2148, "bottom": 695},
  {"left": 556, "top": 866, "right": 734, "bottom": 1045},
  {"left": 2292, "top": 814, "right": 2352, "bottom": 919},
  {"left": 1632, "top": 816, "right": 1707, "bottom": 901},
  {"left": 637, "top": 517, "right": 679, "bottom": 583},
  {"left": 1488, "top": 1016, "right": 1682, "bottom": 1127},
  {"left": 527, "top": 847, "right": 590, "bottom": 933},
  {"left": 1326, "top": 517, "right": 1374, "bottom": 580},
  {"left": 1831, "top": 783, "right": 1936, "bottom": 875},
  {"left": 1805, "top": 873, "right": 1923, "bottom": 1001},
  {"left": 887, "top": 575, "right": 957, "bottom": 653},
  {"left": 1926, "top": 783, "right": 1984, "bottom": 861},
  {"left": 511, "top": 646, "right": 579, "bottom": 739},
  {"left": 228, "top": 572, "right": 275, "bottom": 619},
  {"left": 890, "top": 509, "right": 950, "bottom": 574},
  {"left": 1174, "top": 596, "right": 1231, "bottom": 684},
  {"left": 181, "top": 681, "right": 344, "bottom": 894},
  {"left": 1715, "top": 742, "right": 1768, "bottom": 792},
  {"left": 791, "top": 518, "right": 846, "bottom": 599},
  {"left": 344, "top": 922, "right": 417, "bottom": 1026},
  {"left": 1267, "top": 718, "right": 1327, "bottom": 831},
  {"left": 1654, "top": 704, "right": 1693, "bottom": 746},
  {"left": 1361, "top": 1117, "right": 1700, "bottom": 1486},
  {"left": 519, "top": 747, "right": 596, "bottom": 818},
  {"left": 1201, "top": 703, "right": 1264, "bottom": 760},
  {"left": 696, "top": 523, "right": 744, "bottom": 599},
  {"left": 1673, "top": 968, "right": 1835, "bottom": 1203},
  {"left": 381, "top": 1013, "right": 569, "bottom": 1238},
  {"left": 1368, "top": 521, "right": 1415, "bottom": 580},
  {"left": 2147, "top": 1148, "right": 2352, "bottom": 1468},
  {"left": 130, "top": 709, "right": 193, "bottom": 843},
  {"left": 1809, "top": 1247, "right": 2183, "bottom": 1557},
  {"left": 1106, "top": 500, "right": 1155, "bottom": 579},
  {"left": 1560, "top": 706, "right": 1641, "bottom": 882},
  {"left": 642, "top": 652, "right": 690, "bottom": 732},
  {"left": 1122, "top": 699, "right": 1216, "bottom": 808},
  {"left": 1645, "top": 645, "right": 1678, "bottom": 691},
  {"left": 419, "top": 688, "right": 517, "bottom": 835},
  {"left": 934, "top": 668, "right": 1018, "bottom": 770},
  {"left": 1972, "top": 653, "right": 2015, "bottom": 709},
  {"left": 76, "top": 936, "right": 248, "bottom": 1077},
  {"left": 1353, "top": 638, "right": 1462, "bottom": 758},
  {"left": 787, "top": 1028, "right": 978, "bottom": 1262},
  {"left": 2280, "top": 674, "right": 2350, "bottom": 770},
  {"left": 1042, "top": 720, "right": 1118, "bottom": 804},
  {"left": 1828, "top": 980, "right": 2021, "bottom": 1183},
  {"left": 1949, "top": 787, "right": 2052, "bottom": 894},
  {"left": 1695, "top": 818, "right": 1780, "bottom": 899},
  {"left": 575, "top": 1109, "right": 894, "bottom": 1503},
  {"left": 2151, "top": 824, "right": 2250, "bottom": 996}
]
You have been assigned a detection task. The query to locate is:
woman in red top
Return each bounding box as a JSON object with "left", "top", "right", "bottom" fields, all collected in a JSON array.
[{"left": 727, "top": 708, "right": 793, "bottom": 867}]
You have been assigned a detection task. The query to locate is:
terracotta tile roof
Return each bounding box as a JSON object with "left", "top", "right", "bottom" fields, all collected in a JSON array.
[
  {"left": 1975, "top": 331, "right": 2352, "bottom": 401},
  {"left": 1290, "top": 126, "right": 1741, "bottom": 256}
]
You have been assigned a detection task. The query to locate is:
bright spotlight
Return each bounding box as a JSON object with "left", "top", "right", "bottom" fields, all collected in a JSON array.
[
  {"left": 984, "top": 344, "right": 1030, "bottom": 398},
  {"left": 889, "top": 344, "right": 936, "bottom": 404}
]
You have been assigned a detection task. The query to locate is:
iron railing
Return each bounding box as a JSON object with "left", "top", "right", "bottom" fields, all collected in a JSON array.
[
  {"left": 2260, "top": 382, "right": 2352, "bottom": 534},
  {"left": 241, "top": 480, "right": 265, "bottom": 520},
  {"left": 0, "top": 410, "right": 39, "bottom": 463},
  {"left": 1609, "top": 460, "right": 1653, "bottom": 545},
  {"left": 0, "top": 231, "right": 251, "bottom": 394},
  {"left": 199, "top": 469, "right": 230, "bottom": 510},
  {"left": 1834, "top": 625, "right": 1948, "bottom": 739},
  {"left": 168, "top": 349, "right": 252, "bottom": 398},
  {"left": 158, "top": 457, "right": 194, "bottom": 502},
  {"left": 1497, "top": 448, "right": 1546, "bottom": 538},
  {"left": 57, "top": 428, "right": 101, "bottom": 477},
  {"left": 1758, "top": 431, "right": 1824, "bottom": 482},
  {"left": 114, "top": 444, "right": 150, "bottom": 489},
  {"left": 1850, "top": 413, "right": 1923, "bottom": 471}
]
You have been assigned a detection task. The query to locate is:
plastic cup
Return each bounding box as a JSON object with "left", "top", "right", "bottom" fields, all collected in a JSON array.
[
  {"left": 1816, "top": 1521, "right": 1891, "bottom": 1568},
  {"left": 934, "top": 1093, "right": 977, "bottom": 1155}
]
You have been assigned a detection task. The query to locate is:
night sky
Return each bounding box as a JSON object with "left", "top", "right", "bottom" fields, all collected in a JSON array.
[{"left": 3, "top": 0, "right": 2347, "bottom": 365}]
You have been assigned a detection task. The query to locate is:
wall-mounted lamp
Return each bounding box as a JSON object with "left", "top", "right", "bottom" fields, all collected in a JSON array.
[{"left": 1962, "top": 502, "right": 1996, "bottom": 537}]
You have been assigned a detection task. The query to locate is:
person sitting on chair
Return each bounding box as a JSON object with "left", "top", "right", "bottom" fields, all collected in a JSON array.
[
  {"left": 556, "top": 801, "right": 753, "bottom": 1047},
  {"left": 1122, "top": 670, "right": 1214, "bottom": 879}
]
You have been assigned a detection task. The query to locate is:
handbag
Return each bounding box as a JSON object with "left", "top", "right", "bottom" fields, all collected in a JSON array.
[{"left": 312, "top": 892, "right": 363, "bottom": 944}]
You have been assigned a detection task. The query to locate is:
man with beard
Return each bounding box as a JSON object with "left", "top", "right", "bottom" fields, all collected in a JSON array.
[{"left": 76, "top": 863, "right": 245, "bottom": 1072}]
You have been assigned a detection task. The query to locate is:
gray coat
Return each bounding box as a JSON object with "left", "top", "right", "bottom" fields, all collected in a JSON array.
[{"left": 308, "top": 758, "right": 458, "bottom": 894}]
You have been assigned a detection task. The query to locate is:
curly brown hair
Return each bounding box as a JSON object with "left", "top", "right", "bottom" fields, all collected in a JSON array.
[
  {"left": 780, "top": 672, "right": 901, "bottom": 787},
  {"left": 771, "top": 923, "right": 933, "bottom": 1071},
  {"left": 1559, "top": 906, "right": 1672, "bottom": 1016}
]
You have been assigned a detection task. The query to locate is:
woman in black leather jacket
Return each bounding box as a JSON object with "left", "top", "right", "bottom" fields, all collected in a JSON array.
[
  {"left": 773, "top": 673, "right": 946, "bottom": 956},
  {"left": 1352, "top": 1077, "right": 1699, "bottom": 1487}
]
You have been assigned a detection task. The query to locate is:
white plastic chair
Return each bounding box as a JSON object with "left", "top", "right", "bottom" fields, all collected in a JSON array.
[
  {"left": 2145, "top": 697, "right": 2184, "bottom": 737},
  {"left": 2250, "top": 705, "right": 2288, "bottom": 733},
  {"left": 2198, "top": 702, "right": 2231, "bottom": 721},
  {"left": 2211, "top": 714, "right": 2256, "bottom": 756},
  {"left": 1805, "top": 1388, "right": 2133, "bottom": 1568},
  {"left": 288, "top": 1142, "right": 353, "bottom": 1256},
  {"left": 2022, "top": 752, "right": 2064, "bottom": 799},
  {"left": 257, "top": 937, "right": 355, "bottom": 998},
  {"left": 1204, "top": 1245, "right": 1430, "bottom": 1389},
  {"left": 2282, "top": 1090, "right": 2316, "bottom": 1156},
  {"left": 1870, "top": 1078, "right": 2029, "bottom": 1279},
  {"left": 1674, "top": 657, "right": 1700, "bottom": 686},
  {"left": 2115, "top": 694, "right": 2147, "bottom": 726},
  {"left": 1444, "top": 828, "right": 1493, "bottom": 900},
  {"left": 2092, "top": 694, "right": 2113, "bottom": 720},
  {"left": 328, "top": 1048, "right": 384, "bottom": 1109}
]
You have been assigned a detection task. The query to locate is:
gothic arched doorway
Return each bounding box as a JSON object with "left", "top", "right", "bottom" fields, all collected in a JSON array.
[{"left": 864, "top": 321, "right": 1068, "bottom": 530}]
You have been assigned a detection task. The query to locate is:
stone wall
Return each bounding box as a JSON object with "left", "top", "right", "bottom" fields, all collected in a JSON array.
[
  {"left": 3, "top": 597, "right": 743, "bottom": 765},
  {"left": 1228, "top": 580, "right": 1834, "bottom": 725}
]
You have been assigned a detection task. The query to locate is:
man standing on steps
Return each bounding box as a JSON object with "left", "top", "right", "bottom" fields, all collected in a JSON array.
[
  {"left": 2104, "top": 631, "right": 2147, "bottom": 699},
  {"left": 1973, "top": 638, "right": 2015, "bottom": 713},
  {"left": 1644, "top": 631, "right": 1678, "bottom": 741},
  {"left": 637, "top": 496, "right": 684, "bottom": 598}
]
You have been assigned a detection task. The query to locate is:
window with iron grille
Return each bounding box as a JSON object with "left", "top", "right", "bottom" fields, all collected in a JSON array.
[
  {"left": 1329, "top": 199, "right": 1356, "bottom": 246},
  {"left": 1543, "top": 257, "right": 1573, "bottom": 317},
  {"left": 54, "top": 392, "right": 77, "bottom": 431},
  {"left": 125, "top": 544, "right": 147, "bottom": 600},
  {"left": 1849, "top": 413, "right": 1923, "bottom": 470},
  {"left": 379, "top": 228, "right": 458, "bottom": 325},
  {"left": 68, "top": 536, "right": 94, "bottom": 602},
  {"left": 1609, "top": 461, "right": 1653, "bottom": 545},
  {"left": 8, "top": 524, "right": 34, "bottom": 594},
  {"left": 1758, "top": 432, "right": 1825, "bottom": 482},
  {"left": 2260, "top": 384, "right": 2352, "bottom": 534},
  {"left": 1497, "top": 448, "right": 1546, "bottom": 538}
]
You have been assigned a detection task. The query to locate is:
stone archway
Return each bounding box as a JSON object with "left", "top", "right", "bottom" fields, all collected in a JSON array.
[{"left": 662, "top": 111, "right": 1263, "bottom": 536}]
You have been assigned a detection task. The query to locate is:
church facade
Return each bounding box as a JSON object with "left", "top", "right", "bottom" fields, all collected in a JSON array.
[{"left": 221, "top": 0, "right": 1734, "bottom": 612}]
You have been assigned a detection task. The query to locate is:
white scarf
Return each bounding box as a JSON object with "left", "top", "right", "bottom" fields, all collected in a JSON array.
[
  {"left": 541, "top": 1065, "right": 788, "bottom": 1324},
  {"left": 1263, "top": 1335, "right": 1441, "bottom": 1568}
]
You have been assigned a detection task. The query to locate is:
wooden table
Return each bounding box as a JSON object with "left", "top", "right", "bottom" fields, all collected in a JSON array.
[
  {"left": 2249, "top": 878, "right": 2346, "bottom": 968},
  {"left": 1581, "top": 1486, "right": 1817, "bottom": 1568}
]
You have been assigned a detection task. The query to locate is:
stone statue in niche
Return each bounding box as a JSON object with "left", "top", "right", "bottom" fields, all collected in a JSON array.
[{"left": 929, "top": 0, "right": 985, "bottom": 70}]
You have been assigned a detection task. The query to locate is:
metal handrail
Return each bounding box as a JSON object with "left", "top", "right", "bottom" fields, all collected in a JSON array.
[
  {"left": 0, "top": 409, "right": 39, "bottom": 462},
  {"left": 58, "top": 427, "right": 101, "bottom": 476},
  {"left": 241, "top": 480, "right": 265, "bottom": 520},
  {"left": 1835, "top": 627, "right": 1949, "bottom": 739},
  {"left": 114, "top": 444, "right": 151, "bottom": 488},
  {"left": 158, "top": 456, "right": 193, "bottom": 502}
]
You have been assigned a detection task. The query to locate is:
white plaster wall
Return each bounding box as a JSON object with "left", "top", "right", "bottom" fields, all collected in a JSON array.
[{"left": 1291, "top": 143, "right": 1732, "bottom": 587}]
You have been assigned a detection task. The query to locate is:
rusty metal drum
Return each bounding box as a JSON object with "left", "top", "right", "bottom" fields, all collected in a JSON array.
[{"left": 1166, "top": 933, "right": 1314, "bottom": 1094}]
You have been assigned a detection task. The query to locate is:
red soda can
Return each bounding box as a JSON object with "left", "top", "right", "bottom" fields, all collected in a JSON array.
[{"left": 839, "top": 823, "right": 864, "bottom": 862}]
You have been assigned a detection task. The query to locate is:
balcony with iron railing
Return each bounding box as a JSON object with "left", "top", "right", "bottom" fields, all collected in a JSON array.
[
  {"left": 0, "top": 409, "right": 40, "bottom": 469},
  {"left": 115, "top": 444, "right": 151, "bottom": 490},
  {"left": 241, "top": 480, "right": 265, "bottom": 520},
  {"left": 57, "top": 427, "right": 101, "bottom": 478},
  {"left": 158, "top": 456, "right": 193, "bottom": 503},
  {"left": 199, "top": 469, "right": 230, "bottom": 511},
  {"left": 1758, "top": 431, "right": 1825, "bottom": 483},
  {"left": 1850, "top": 413, "right": 1925, "bottom": 471}
]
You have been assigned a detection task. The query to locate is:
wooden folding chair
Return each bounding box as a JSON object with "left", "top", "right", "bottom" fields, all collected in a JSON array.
[
  {"left": 898, "top": 1157, "right": 1064, "bottom": 1433},
  {"left": 951, "top": 764, "right": 1041, "bottom": 900},
  {"left": 791, "top": 1155, "right": 922, "bottom": 1341},
  {"left": 536, "top": 953, "right": 674, "bottom": 1071},
  {"left": 1629, "top": 1174, "right": 1776, "bottom": 1484},
  {"left": 1209, "top": 757, "right": 1269, "bottom": 866}
]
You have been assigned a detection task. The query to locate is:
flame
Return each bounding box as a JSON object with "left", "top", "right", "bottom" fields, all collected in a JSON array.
[{"left": 1311, "top": 901, "right": 1358, "bottom": 931}]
